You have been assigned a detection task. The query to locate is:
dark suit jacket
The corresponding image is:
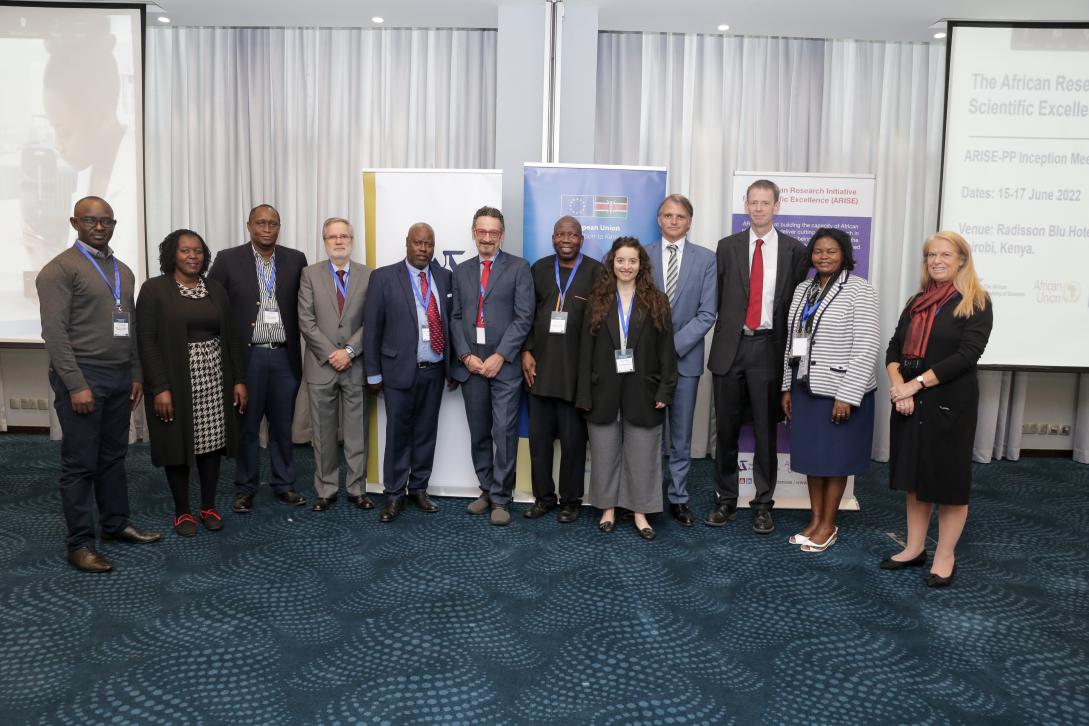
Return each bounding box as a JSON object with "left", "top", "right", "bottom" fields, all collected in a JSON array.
[
  {"left": 707, "top": 228, "right": 808, "bottom": 384},
  {"left": 449, "top": 250, "right": 534, "bottom": 383},
  {"left": 576, "top": 292, "right": 678, "bottom": 427},
  {"left": 208, "top": 242, "right": 308, "bottom": 377},
  {"left": 523, "top": 254, "right": 603, "bottom": 402},
  {"left": 136, "top": 275, "right": 245, "bottom": 467},
  {"left": 363, "top": 259, "right": 453, "bottom": 390}
]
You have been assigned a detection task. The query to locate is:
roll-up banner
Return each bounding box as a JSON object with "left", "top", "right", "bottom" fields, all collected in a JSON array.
[
  {"left": 362, "top": 169, "right": 521, "bottom": 498},
  {"left": 523, "top": 163, "right": 668, "bottom": 263},
  {"left": 731, "top": 171, "right": 876, "bottom": 509}
]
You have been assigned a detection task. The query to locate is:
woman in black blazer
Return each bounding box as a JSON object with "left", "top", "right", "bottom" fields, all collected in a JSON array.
[
  {"left": 137, "top": 230, "right": 247, "bottom": 537},
  {"left": 882, "top": 231, "right": 992, "bottom": 587},
  {"left": 577, "top": 237, "right": 677, "bottom": 539}
]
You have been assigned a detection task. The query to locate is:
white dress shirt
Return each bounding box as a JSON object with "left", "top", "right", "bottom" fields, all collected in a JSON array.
[{"left": 747, "top": 227, "right": 778, "bottom": 330}]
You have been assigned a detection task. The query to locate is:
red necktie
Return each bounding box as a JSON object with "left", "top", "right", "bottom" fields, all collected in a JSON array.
[
  {"left": 335, "top": 269, "right": 345, "bottom": 313},
  {"left": 745, "top": 239, "right": 764, "bottom": 331},
  {"left": 420, "top": 271, "right": 444, "bottom": 354},
  {"left": 476, "top": 259, "right": 492, "bottom": 327}
]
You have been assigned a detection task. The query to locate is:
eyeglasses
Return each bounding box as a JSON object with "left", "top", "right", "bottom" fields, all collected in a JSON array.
[
  {"left": 473, "top": 228, "right": 502, "bottom": 240},
  {"left": 251, "top": 219, "right": 280, "bottom": 229},
  {"left": 75, "top": 216, "right": 117, "bottom": 228},
  {"left": 323, "top": 234, "right": 353, "bottom": 241}
]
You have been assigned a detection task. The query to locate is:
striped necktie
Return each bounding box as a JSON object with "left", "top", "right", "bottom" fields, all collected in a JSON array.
[{"left": 666, "top": 244, "right": 679, "bottom": 304}]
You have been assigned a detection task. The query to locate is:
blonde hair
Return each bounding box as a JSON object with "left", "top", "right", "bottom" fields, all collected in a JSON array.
[{"left": 918, "top": 231, "right": 988, "bottom": 318}]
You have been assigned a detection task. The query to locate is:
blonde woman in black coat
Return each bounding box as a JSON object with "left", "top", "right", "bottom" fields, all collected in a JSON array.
[
  {"left": 137, "top": 230, "right": 247, "bottom": 537},
  {"left": 882, "top": 231, "right": 992, "bottom": 587}
]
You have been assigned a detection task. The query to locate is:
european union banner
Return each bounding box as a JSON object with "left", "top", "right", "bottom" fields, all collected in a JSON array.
[{"left": 523, "top": 163, "right": 668, "bottom": 263}]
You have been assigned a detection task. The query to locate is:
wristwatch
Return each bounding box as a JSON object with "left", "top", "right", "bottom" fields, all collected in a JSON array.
[{"left": 915, "top": 375, "right": 926, "bottom": 388}]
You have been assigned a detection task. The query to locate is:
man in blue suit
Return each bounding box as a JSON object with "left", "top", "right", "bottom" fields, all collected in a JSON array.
[
  {"left": 645, "top": 194, "right": 718, "bottom": 526},
  {"left": 363, "top": 222, "right": 453, "bottom": 523},
  {"left": 451, "top": 207, "right": 534, "bottom": 526}
]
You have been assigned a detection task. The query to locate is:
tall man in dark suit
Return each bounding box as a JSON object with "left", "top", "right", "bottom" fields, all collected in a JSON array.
[
  {"left": 298, "top": 217, "right": 373, "bottom": 512},
  {"left": 209, "top": 204, "right": 309, "bottom": 513},
  {"left": 707, "top": 180, "right": 807, "bottom": 533},
  {"left": 38, "top": 196, "right": 161, "bottom": 572},
  {"left": 521, "top": 216, "right": 602, "bottom": 523},
  {"left": 451, "top": 207, "right": 534, "bottom": 526},
  {"left": 645, "top": 195, "right": 718, "bottom": 527},
  {"left": 363, "top": 222, "right": 453, "bottom": 523}
]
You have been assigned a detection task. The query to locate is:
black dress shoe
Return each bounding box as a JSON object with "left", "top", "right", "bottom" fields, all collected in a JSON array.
[
  {"left": 598, "top": 519, "right": 615, "bottom": 533},
  {"left": 669, "top": 503, "right": 694, "bottom": 527},
  {"left": 100, "top": 524, "right": 163, "bottom": 544},
  {"left": 274, "top": 489, "right": 307, "bottom": 507},
  {"left": 232, "top": 492, "right": 254, "bottom": 513},
  {"left": 348, "top": 494, "right": 375, "bottom": 510},
  {"left": 752, "top": 509, "right": 775, "bottom": 534},
  {"left": 409, "top": 491, "right": 439, "bottom": 512},
  {"left": 379, "top": 498, "right": 404, "bottom": 523},
  {"left": 311, "top": 495, "right": 337, "bottom": 512},
  {"left": 523, "top": 500, "right": 555, "bottom": 519},
  {"left": 926, "top": 564, "right": 957, "bottom": 588},
  {"left": 557, "top": 502, "right": 579, "bottom": 523},
  {"left": 68, "top": 547, "right": 112, "bottom": 573},
  {"left": 638, "top": 526, "right": 657, "bottom": 541},
  {"left": 704, "top": 503, "right": 737, "bottom": 527},
  {"left": 879, "top": 551, "right": 928, "bottom": 570}
]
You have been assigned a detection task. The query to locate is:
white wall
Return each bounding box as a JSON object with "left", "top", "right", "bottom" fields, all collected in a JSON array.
[{"left": 0, "top": 348, "right": 51, "bottom": 428}]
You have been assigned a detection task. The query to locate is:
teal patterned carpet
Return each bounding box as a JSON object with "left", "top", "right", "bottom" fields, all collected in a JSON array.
[{"left": 0, "top": 433, "right": 1087, "bottom": 725}]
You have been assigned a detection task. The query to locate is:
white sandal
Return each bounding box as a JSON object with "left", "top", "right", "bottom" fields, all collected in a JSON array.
[
  {"left": 800, "top": 528, "right": 839, "bottom": 552},
  {"left": 788, "top": 532, "right": 813, "bottom": 546}
]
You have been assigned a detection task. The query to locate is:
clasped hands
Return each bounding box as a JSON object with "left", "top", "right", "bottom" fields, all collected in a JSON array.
[
  {"left": 888, "top": 378, "right": 923, "bottom": 417},
  {"left": 464, "top": 352, "right": 505, "bottom": 378}
]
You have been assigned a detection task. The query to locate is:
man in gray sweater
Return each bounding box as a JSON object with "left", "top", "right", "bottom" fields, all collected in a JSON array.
[{"left": 37, "top": 196, "right": 160, "bottom": 573}]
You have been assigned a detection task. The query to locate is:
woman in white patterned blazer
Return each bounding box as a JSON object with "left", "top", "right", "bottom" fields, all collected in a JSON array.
[{"left": 780, "top": 228, "right": 880, "bottom": 553}]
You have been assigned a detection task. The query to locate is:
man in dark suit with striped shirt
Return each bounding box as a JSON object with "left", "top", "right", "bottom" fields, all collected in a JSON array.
[{"left": 209, "top": 204, "right": 309, "bottom": 514}]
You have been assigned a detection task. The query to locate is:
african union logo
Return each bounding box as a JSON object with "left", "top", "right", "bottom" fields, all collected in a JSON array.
[
  {"left": 1065, "top": 281, "right": 1081, "bottom": 304},
  {"left": 561, "top": 194, "right": 629, "bottom": 219}
]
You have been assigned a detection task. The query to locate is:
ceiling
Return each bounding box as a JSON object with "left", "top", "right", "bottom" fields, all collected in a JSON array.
[{"left": 133, "top": 1, "right": 1089, "bottom": 42}]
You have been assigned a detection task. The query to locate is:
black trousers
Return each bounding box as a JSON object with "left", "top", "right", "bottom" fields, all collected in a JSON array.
[
  {"left": 712, "top": 334, "right": 779, "bottom": 510},
  {"left": 528, "top": 393, "right": 587, "bottom": 505},
  {"left": 382, "top": 363, "right": 444, "bottom": 498},
  {"left": 49, "top": 364, "right": 132, "bottom": 552}
]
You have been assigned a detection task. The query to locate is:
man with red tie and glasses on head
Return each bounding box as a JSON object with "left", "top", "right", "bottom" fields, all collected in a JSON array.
[
  {"left": 706, "top": 180, "right": 808, "bottom": 534},
  {"left": 363, "top": 222, "right": 454, "bottom": 523}
]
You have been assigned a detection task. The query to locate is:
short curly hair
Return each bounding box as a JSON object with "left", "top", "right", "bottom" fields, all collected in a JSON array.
[{"left": 159, "top": 229, "right": 211, "bottom": 275}]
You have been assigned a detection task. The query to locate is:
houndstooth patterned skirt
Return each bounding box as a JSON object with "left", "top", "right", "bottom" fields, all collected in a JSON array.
[{"left": 189, "top": 338, "right": 226, "bottom": 455}]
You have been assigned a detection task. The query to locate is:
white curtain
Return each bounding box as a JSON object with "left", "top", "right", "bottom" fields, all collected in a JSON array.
[
  {"left": 145, "top": 26, "right": 496, "bottom": 442},
  {"left": 595, "top": 32, "right": 1088, "bottom": 463}
]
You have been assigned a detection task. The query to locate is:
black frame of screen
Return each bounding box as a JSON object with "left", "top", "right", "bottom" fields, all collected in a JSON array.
[{"left": 937, "top": 20, "right": 1089, "bottom": 372}]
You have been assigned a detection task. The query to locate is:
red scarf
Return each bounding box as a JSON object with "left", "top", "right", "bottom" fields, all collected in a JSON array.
[{"left": 902, "top": 282, "right": 958, "bottom": 359}]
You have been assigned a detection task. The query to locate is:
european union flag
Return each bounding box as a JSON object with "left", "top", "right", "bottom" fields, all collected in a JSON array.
[{"left": 561, "top": 194, "right": 595, "bottom": 217}]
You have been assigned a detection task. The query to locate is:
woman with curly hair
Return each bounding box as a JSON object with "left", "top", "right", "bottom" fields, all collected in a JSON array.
[{"left": 576, "top": 237, "right": 677, "bottom": 539}]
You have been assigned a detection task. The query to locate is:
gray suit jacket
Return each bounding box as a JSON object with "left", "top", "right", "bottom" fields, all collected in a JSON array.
[
  {"left": 645, "top": 239, "right": 718, "bottom": 378},
  {"left": 298, "top": 259, "right": 373, "bottom": 385},
  {"left": 449, "top": 250, "right": 534, "bottom": 383}
]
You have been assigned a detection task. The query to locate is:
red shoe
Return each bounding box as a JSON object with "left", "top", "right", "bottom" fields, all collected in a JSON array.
[
  {"left": 173, "top": 513, "right": 198, "bottom": 537},
  {"left": 199, "top": 508, "right": 224, "bottom": 532}
]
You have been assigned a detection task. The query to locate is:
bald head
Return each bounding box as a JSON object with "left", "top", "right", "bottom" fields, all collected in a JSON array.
[
  {"left": 405, "top": 222, "right": 436, "bottom": 269},
  {"left": 70, "top": 196, "right": 116, "bottom": 250},
  {"left": 552, "top": 215, "right": 584, "bottom": 265}
]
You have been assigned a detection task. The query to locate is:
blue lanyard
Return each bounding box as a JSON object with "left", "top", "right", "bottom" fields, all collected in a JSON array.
[
  {"left": 801, "top": 277, "right": 832, "bottom": 324},
  {"left": 409, "top": 264, "right": 434, "bottom": 313},
  {"left": 255, "top": 253, "right": 277, "bottom": 300},
  {"left": 616, "top": 290, "right": 633, "bottom": 348},
  {"left": 73, "top": 242, "right": 121, "bottom": 309},
  {"left": 554, "top": 254, "right": 583, "bottom": 310},
  {"left": 329, "top": 261, "right": 349, "bottom": 299}
]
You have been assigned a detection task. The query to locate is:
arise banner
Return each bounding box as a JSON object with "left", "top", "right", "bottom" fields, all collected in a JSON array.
[
  {"left": 730, "top": 171, "right": 876, "bottom": 510},
  {"left": 361, "top": 168, "right": 506, "bottom": 498}
]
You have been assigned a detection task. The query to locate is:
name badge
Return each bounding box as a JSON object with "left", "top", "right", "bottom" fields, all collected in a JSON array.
[
  {"left": 549, "top": 311, "right": 568, "bottom": 334},
  {"left": 792, "top": 335, "right": 809, "bottom": 359},
  {"left": 614, "top": 348, "right": 634, "bottom": 374},
  {"left": 476, "top": 326, "right": 486, "bottom": 345},
  {"left": 263, "top": 309, "right": 282, "bottom": 326},
  {"left": 420, "top": 324, "right": 430, "bottom": 343},
  {"left": 112, "top": 310, "right": 130, "bottom": 338}
]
